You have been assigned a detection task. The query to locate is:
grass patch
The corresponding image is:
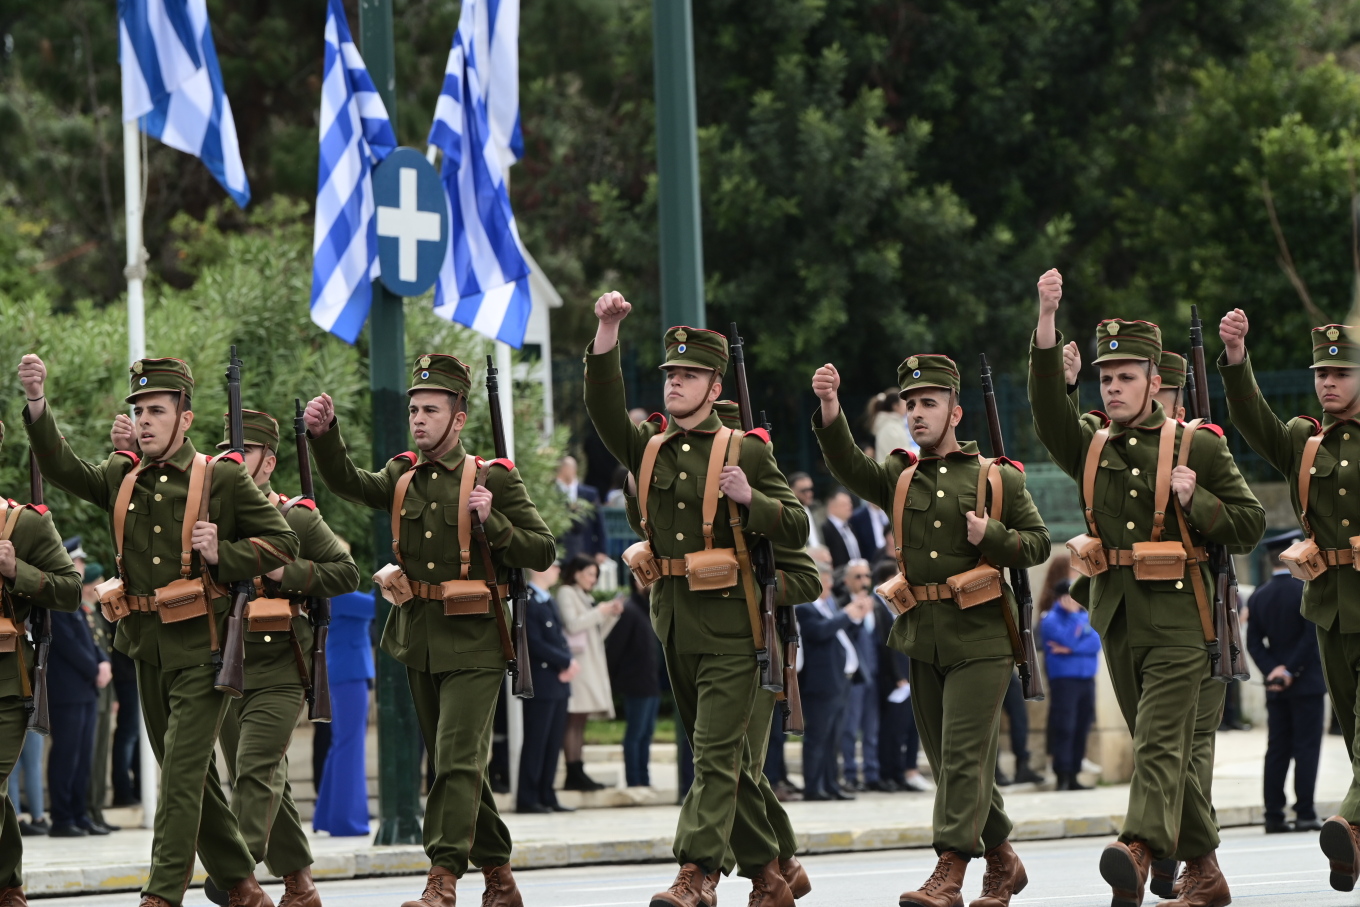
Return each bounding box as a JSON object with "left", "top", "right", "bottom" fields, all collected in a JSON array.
[{"left": 585, "top": 718, "right": 678, "bottom": 745}]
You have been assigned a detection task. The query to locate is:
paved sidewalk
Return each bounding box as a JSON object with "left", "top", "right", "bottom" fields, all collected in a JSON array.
[{"left": 22, "top": 727, "right": 1347, "bottom": 897}]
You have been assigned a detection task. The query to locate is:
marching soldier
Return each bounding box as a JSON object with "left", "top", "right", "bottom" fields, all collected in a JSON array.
[
  {"left": 585, "top": 293, "right": 820, "bottom": 907},
  {"left": 0, "top": 422, "right": 83, "bottom": 907},
  {"left": 811, "top": 355, "right": 1049, "bottom": 907},
  {"left": 1217, "top": 311, "right": 1360, "bottom": 892},
  {"left": 19, "top": 354, "right": 300, "bottom": 907},
  {"left": 1029, "top": 271, "right": 1264, "bottom": 907},
  {"left": 303, "top": 354, "right": 554, "bottom": 907}
]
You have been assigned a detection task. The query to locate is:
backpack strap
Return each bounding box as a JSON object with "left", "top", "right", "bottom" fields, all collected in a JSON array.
[
  {"left": 635, "top": 432, "right": 668, "bottom": 552},
  {"left": 700, "top": 428, "right": 735, "bottom": 550},
  {"left": 724, "top": 430, "right": 764, "bottom": 650},
  {"left": 390, "top": 466, "right": 418, "bottom": 568},
  {"left": 891, "top": 460, "right": 922, "bottom": 580},
  {"left": 1150, "top": 418, "right": 1177, "bottom": 542},
  {"left": 1082, "top": 429, "right": 1112, "bottom": 538},
  {"left": 1297, "top": 431, "right": 1326, "bottom": 538},
  {"left": 457, "top": 455, "right": 477, "bottom": 580}
]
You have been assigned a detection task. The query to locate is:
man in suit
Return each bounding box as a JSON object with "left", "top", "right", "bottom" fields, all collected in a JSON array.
[
  {"left": 1247, "top": 530, "right": 1327, "bottom": 834},
  {"left": 554, "top": 456, "right": 609, "bottom": 563},
  {"left": 789, "top": 472, "right": 824, "bottom": 550},
  {"left": 821, "top": 489, "right": 862, "bottom": 570},
  {"left": 837, "top": 559, "right": 885, "bottom": 792},
  {"left": 871, "top": 561, "right": 914, "bottom": 793},
  {"left": 797, "top": 561, "right": 870, "bottom": 800},
  {"left": 518, "top": 564, "right": 578, "bottom": 814},
  {"left": 849, "top": 503, "right": 889, "bottom": 566}
]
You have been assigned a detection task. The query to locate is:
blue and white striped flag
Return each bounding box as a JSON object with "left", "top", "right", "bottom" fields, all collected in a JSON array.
[
  {"left": 118, "top": 0, "right": 250, "bottom": 208},
  {"left": 428, "top": 0, "right": 532, "bottom": 348},
  {"left": 479, "top": 0, "right": 522, "bottom": 168},
  {"left": 309, "top": 0, "right": 397, "bottom": 344}
]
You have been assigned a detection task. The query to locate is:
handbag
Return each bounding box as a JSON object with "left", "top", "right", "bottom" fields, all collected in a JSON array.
[{"left": 1066, "top": 427, "right": 1112, "bottom": 577}]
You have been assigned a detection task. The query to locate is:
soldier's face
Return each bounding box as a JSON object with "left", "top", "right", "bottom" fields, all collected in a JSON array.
[
  {"left": 1099, "top": 361, "right": 1161, "bottom": 422},
  {"left": 1315, "top": 367, "right": 1360, "bottom": 414},
  {"left": 409, "top": 391, "right": 468, "bottom": 453},
  {"left": 903, "top": 389, "right": 960, "bottom": 449},
  {"left": 132, "top": 393, "right": 193, "bottom": 459},
  {"left": 242, "top": 445, "right": 277, "bottom": 487},
  {"left": 1154, "top": 388, "right": 1185, "bottom": 422},
  {"left": 663, "top": 367, "right": 720, "bottom": 416}
]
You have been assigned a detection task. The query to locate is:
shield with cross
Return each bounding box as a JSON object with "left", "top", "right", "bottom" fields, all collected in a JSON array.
[{"left": 373, "top": 146, "right": 450, "bottom": 298}]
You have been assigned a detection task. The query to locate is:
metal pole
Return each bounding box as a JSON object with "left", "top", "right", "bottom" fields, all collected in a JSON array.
[
  {"left": 651, "top": 0, "right": 706, "bottom": 329},
  {"left": 360, "top": 0, "right": 422, "bottom": 846}
]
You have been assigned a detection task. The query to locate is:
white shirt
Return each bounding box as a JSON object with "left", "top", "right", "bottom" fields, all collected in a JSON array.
[
  {"left": 556, "top": 480, "right": 579, "bottom": 504},
  {"left": 867, "top": 505, "right": 889, "bottom": 552},
  {"left": 827, "top": 515, "right": 861, "bottom": 561},
  {"left": 804, "top": 505, "right": 822, "bottom": 548},
  {"left": 815, "top": 594, "right": 859, "bottom": 676}
]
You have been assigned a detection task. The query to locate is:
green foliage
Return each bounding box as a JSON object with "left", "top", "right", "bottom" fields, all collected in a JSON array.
[{"left": 0, "top": 199, "right": 570, "bottom": 574}]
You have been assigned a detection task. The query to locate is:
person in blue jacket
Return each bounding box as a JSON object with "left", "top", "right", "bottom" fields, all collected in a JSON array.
[
  {"left": 313, "top": 583, "right": 375, "bottom": 837},
  {"left": 1040, "top": 570, "right": 1102, "bottom": 792},
  {"left": 517, "top": 563, "right": 579, "bottom": 813}
]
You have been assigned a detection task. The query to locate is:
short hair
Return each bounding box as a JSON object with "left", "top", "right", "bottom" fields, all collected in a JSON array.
[
  {"left": 826, "top": 487, "right": 852, "bottom": 505},
  {"left": 788, "top": 471, "right": 812, "bottom": 485},
  {"left": 872, "top": 560, "right": 899, "bottom": 586},
  {"left": 845, "top": 558, "right": 870, "bottom": 572},
  {"left": 816, "top": 559, "right": 834, "bottom": 577},
  {"left": 561, "top": 554, "right": 599, "bottom": 587}
]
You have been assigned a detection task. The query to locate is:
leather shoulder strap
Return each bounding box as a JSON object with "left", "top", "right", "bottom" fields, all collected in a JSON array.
[
  {"left": 390, "top": 465, "right": 418, "bottom": 567},
  {"left": 700, "top": 428, "right": 734, "bottom": 549},
  {"left": 280, "top": 494, "right": 305, "bottom": 516},
  {"left": 458, "top": 455, "right": 477, "bottom": 579},
  {"left": 891, "top": 461, "right": 922, "bottom": 578},
  {"left": 1150, "top": 419, "right": 1177, "bottom": 542},
  {"left": 1082, "top": 429, "right": 1111, "bottom": 538},
  {"left": 725, "top": 431, "right": 765, "bottom": 650},
  {"left": 635, "top": 432, "right": 668, "bottom": 547},
  {"left": 0, "top": 505, "right": 23, "bottom": 543},
  {"left": 987, "top": 462, "right": 1004, "bottom": 521},
  {"left": 178, "top": 454, "right": 211, "bottom": 578},
  {"left": 111, "top": 462, "right": 142, "bottom": 570},
  {"left": 974, "top": 457, "right": 1003, "bottom": 520},
  {"left": 1297, "top": 431, "right": 1325, "bottom": 538}
]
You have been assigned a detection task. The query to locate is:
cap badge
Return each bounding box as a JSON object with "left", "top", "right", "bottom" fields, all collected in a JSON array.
[
  {"left": 675, "top": 329, "right": 687, "bottom": 343},
  {"left": 907, "top": 356, "right": 919, "bottom": 369},
  {"left": 1329, "top": 328, "right": 1341, "bottom": 341},
  {"left": 132, "top": 361, "right": 144, "bottom": 374},
  {"left": 419, "top": 356, "right": 432, "bottom": 368},
  {"left": 139, "top": 377, "right": 148, "bottom": 386},
  {"left": 420, "top": 370, "right": 430, "bottom": 380},
  {"left": 1107, "top": 322, "right": 1121, "bottom": 335},
  {"left": 1109, "top": 340, "right": 1119, "bottom": 350},
  {"left": 1331, "top": 346, "right": 1340, "bottom": 356},
  {"left": 912, "top": 370, "right": 921, "bottom": 379},
  {"left": 677, "top": 344, "right": 687, "bottom": 354}
]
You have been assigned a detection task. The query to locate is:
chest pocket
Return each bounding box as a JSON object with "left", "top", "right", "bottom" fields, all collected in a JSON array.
[
  {"left": 398, "top": 497, "right": 428, "bottom": 560},
  {"left": 1305, "top": 451, "right": 1339, "bottom": 518},
  {"left": 1095, "top": 452, "right": 1129, "bottom": 517},
  {"left": 172, "top": 498, "right": 222, "bottom": 523},
  {"left": 647, "top": 464, "right": 677, "bottom": 531},
  {"left": 902, "top": 485, "right": 931, "bottom": 548},
  {"left": 124, "top": 490, "right": 152, "bottom": 552}
]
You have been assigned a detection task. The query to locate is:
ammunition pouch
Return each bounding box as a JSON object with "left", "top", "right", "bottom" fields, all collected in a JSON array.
[
  {"left": 1281, "top": 538, "right": 1326, "bottom": 582},
  {"left": 246, "top": 597, "right": 296, "bottom": 633},
  {"left": 945, "top": 564, "right": 1004, "bottom": 609},
  {"left": 1131, "top": 540, "right": 1187, "bottom": 581},
  {"left": 875, "top": 572, "right": 918, "bottom": 616},
  {"left": 622, "top": 540, "right": 662, "bottom": 589},
  {"left": 1067, "top": 534, "right": 1109, "bottom": 578},
  {"left": 0, "top": 616, "right": 19, "bottom": 654},
  {"left": 373, "top": 563, "right": 414, "bottom": 606},
  {"left": 684, "top": 547, "right": 740, "bottom": 592}
]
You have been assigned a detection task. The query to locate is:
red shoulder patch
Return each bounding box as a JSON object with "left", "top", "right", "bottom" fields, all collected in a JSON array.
[
  {"left": 1199, "top": 423, "right": 1226, "bottom": 438},
  {"left": 220, "top": 451, "right": 244, "bottom": 465},
  {"left": 998, "top": 456, "right": 1026, "bottom": 473},
  {"left": 293, "top": 498, "right": 317, "bottom": 510},
  {"left": 113, "top": 450, "right": 141, "bottom": 466},
  {"left": 891, "top": 448, "right": 918, "bottom": 465},
  {"left": 647, "top": 412, "right": 668, "bottom": 431},
  {"left": 391, "top": 451, "right": 418, "bottom": 466},
  {"left": 746, "top": 428, "right": 771, "bottom": 445},
  {"left": 25, "top": 504, "right": 49, "bottom": 515},
  {"left": 484, "top": 457, "right": 515, "bottom": 472}
]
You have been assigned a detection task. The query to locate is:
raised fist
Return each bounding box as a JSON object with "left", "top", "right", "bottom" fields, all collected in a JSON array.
[
  {"left": 594, "top": 292, "right": 632, "bottom": 325},
  {"left": 303, "top": 394, "right": 335, "bottom": 437},
  {"left": 1063, "top": 341, "right": 1082, "bottom": 386},
  {"left": 1220, "top": 308, "right": 1249, "bottom": 366},
  {"left": 110, "top": 414, "right": 136, "bottom": 451},
  {"left": 17, "top": 354, "right": 46, "bottom": 401},
  {"left": 1037, "top": 269, "right": 1063, "bottom": 316},
  {"left": 812, "top": 364, "right": 840, "bottom": 402}
]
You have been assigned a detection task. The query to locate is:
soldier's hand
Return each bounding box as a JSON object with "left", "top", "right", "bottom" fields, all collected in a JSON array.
[
  {"left": 0, "top": 541, "right": 15, "bottom": 579},
  {"left": 1063, "top": 341, "right": 1082, "bottom": 386},
  {"left": 718, "top": 466, "right": 753, "bottom": 505},
  {"left": 191, "top": 521, "right": 220, "bottom": 565},
  {"left": 1220, "top": 308, "right": 1249, "bottom": 366},
  {"left": 594, "top": 291, "right": 632, "bottom": 325},
  {"left": 965, "top": 511, "right": 988, "bottom": 546},
  {"left": 1171, "top": 465, "right": 1197, "bottom": 509},
  {"left": 468, "top": 486, "right": 493, "bottom": 522},
  {"left": 304, "top": 394, "right": 335, "bottom": 436},
  {"left": 110, "top": 414, "right": 136, "bottom": 450},
  {"left": 1037, "top": 269, "right": 1063, "bottom": 316},
  {"left": 18, "top": 354, "right": 46, "bottom": 400},
  {"left": 812, "top": 364, "right": 840, "bottom": 402}
]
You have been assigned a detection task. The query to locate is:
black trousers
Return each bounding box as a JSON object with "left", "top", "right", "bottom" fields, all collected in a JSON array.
[
  {"left": 1001, "top": 672, "right": 1029, "bottom": 764},
  {"left": 801, "top": 692, "right": 847, "bottom": 797},
  {"left": 48, "top": 698, "right": 96, "bottom": 827},
  {"left": 878, "top": 696, "right": 918, "bottom": 783},
  {"left": 111, "top": 672, "right": 140, "bottom": 804},
  {"left": 1046, "top": 677, "right": 1096, "bottom": 775},
  {"left": 1264, "top": 694, "right": 1325, "bottom": 823},
  {"left": 516, "top": 696, "right": 568, "bottom": 810},
  {"left": 764, "top": 709, "right": 787, "bottom": 785}
]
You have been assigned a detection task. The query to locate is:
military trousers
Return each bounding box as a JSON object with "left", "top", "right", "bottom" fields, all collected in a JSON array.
[
  {"left": 406, "top": 666, "right": 512, "bottom": 877},
  {"left": 1315, "top": 625, "right": 1360, "bottom": 823},
  {"left": 0, "top": 696, "right": 27, "bottom": 889},
  {"left": 212, "top": 684, "right": 311, "bottom": 877},
  {"left": 1101, "top": 605, "right": 1218, "bottom": 861},
  {"left": 719, "top": 686, "right": 798, "bottom": 875},
  {"left": 664, "top": 640, "right": 783, "bottom": 878},
  {"left": 910, "top": 654, "right": 1014, "bottom": 857},
  {"left": 136, "top": 660, "right": 255, "bottom": 905},
  {"left": 88, "top": 682, "right": 114, "bottom": 827}
]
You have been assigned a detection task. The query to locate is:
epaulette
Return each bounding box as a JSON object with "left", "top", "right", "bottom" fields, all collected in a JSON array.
[
  {"left": 891, "top": 448, "right": 918, "bottom": 466},
  {"left": 482, "top": 457, "right": 515, "bottom": 472},
  {"left": 113, "top": 450, "right": 141, "bottom": 466},
  {"left": 647, "top": 412, "right": 668, "bottom": 431},
  {"left": 1196, "top": 422, "right": 1226, "bottom": 438},
  {"left": 997, "top": 456, "right": 1026, "bottom": 473},
  {"left": 391, "top": 451, "right": 418, "bottom": 467},
  {"left": 218, "top": 451, "right": 244, "bottom": 465},
  {"left": 292, "top": 498, "right": 318, "bottom": 511},
  {"left": 1085, "top": 410, "right": 1112, "bottom": 427},
  {"left": 745, "top": 428, "right": 771, "bottom": 445},
  {"left": 1295, "top": 415, "right": 1322, "bottom": 433}
]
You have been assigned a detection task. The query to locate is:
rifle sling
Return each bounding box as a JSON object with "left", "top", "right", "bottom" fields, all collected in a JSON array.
[
  {"left": 1, "top": 506, "right": 32, "bottom": 700},
  {"left": 474, "top": 461, "right": 516, "bottom": 664},
  {"left": 724, "top": 430, "right": 765, "bottom": 652},
  {"left": 275, "top": 495, "right": 311, "bottom": 691},
  {"left": 1171, "top": 420, "right": 1217, "bottom": 645},
  {"left": 1297, "top": 432, "right": 1326, "bottom": 539}
]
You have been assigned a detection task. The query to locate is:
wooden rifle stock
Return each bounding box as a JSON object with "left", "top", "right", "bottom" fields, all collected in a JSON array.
[
  {"left": 980, "top": 355, "right": 1044, "bottom": 701},
  {"left": 24, "top": 450, "right": 51, "bottom": 734},
  {"left": 215, "top": 345, "right": 248, "bottom": 697},
  {"left": 295, "top": 399, "right": 333, "bottom": 722}
]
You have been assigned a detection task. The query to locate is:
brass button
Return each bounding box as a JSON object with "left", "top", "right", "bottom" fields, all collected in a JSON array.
[
  {"left": 1131, "top": 468, "right": 1140, "bottom": 476},
  {"left": 153, "top": 526, "right": 162, "bottom": 534},
  {"left": 1346, "top": 520, "right": 1352, "bottom": 527},
  {"left": 679, "top": 471, "right": 688, "bottom": 480},
  {"left": 264, "top": 635, "right": 273, "bottom": 642},
  {"left": 159, "top": 475, "right": 168, "bottom": 483},
  {"left": 1129, "top": 438, "right": 1138, "bottom": 446},
  {"left": 1130, "top": 490, "right": 1138, "bottom": 497},
  {"left": 128, "top": 503, "right": 135, "bottom": 511},
  {"left": 1175, "top": 581, "right": 1184, "bottom": 590},
  {"left": 400, "top": 509, "right": 407, "bottom": 516},
  {"left": 939, "top": 466, "right": 947, "bottom": 474},
  {"left": 427, "top": 562, "right": 435, "bottom": 570},
  {"left": 1345, "top": 460, "right": 1350, "bottom": 467},
  {"left": 1100, "top": 460, "right": 1109, "bottom": 467},
  {"left": 152, "top": 556, "right": 160, "bottom": 565},
  {"left": 1311, "top": 467, "right": 1317, "bottom": 475},
  {"left": 933, "top": 520, "right": 942, "bottom": 529},
  {"left": 676, "top": 532, "right": 685, "bottom": 541},
  {"left": 1127, "top": 521, "right": 1135, "bottom": 530},
  {"left": 678, "top": 502, "right": 686, "bottom": 509},
  {"left": 1343, "top": 489, "right": 1349, "bottom": 496},
  {"left": 154, "top": 493, "right": 162, "bottom": 502},
  {"left": 930, "top": 551, "right": 939, "bottom": 558},
  {"left": 1348, "top": 433, "right": 1353, "bottom": 441},
  {"left": 430, "top": 502, "right": 438, "bottom": 509},
  {"left": 682, "top": 444, "right": 691, "bottom": 452},
  {"left": 431, "top": 472, "right": 438, "bottom": 479},
  {"left": 936, "top": 490, "right": 945, "bottom": 498},
  {"left": 721, "top": 591, "right": 730, "bottom": 598},
  {"left": 425, "top": 531, "right": 433, "bottom": 538}
]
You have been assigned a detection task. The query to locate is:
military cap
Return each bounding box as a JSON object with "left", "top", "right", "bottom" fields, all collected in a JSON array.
[
  {"left": 217, "top": 409, "right": 280, "bottom": 451},
  {"left": 1158, "top": 351, "right": 1187, "bottom": 388},
  {"left": 714, "top": 400, "right": 742, "bottom": 430},
  {"left": 1311, "top": 325, "right": 1360, "bottom": 369},
  {"left": 1093, "top": 319, "right": 1161, "bottom": 364},
  {"left": 408, "top": 353, "right": 472, "bottom": 398},
  {"left": 127, "top": 357, "right": 194, "bottom": 403},
  {"left": 896, "top": 355, "right": 960, "bottom": 395},
  {"left": 660, "top": 327, "right": 728, "bottom": 375},
  {"left": 83, "top": 562, "right": 105, "bottom": 584},
  {"left": 1263, "top": 528, "right": 1304, "bottom": 553}
]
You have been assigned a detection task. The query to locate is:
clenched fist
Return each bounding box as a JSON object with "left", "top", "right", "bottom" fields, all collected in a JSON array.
[
  {"left": 594, "top": 291, "right": 631, "bottom": 325},
  {"left": 110, "top": 414, "right": 136, "bottom": 451},
  {"left": 468, "top": 486, "right": 493, "bottom": 523},
  {"left": 191, "top": 521, "right": 220, "bottom": 565},
  {"left": 18, "top": 354, "right": 47, "bottom": 419},
  {"left": 304, "top": 394, "right": 336, "bottom": 437},
  {"left": 0, "top": 540, "right": 15, "bottom": 580},
  {"left": 1037, "top": 269, "right": 1063, "bottom": 316},
  {"left": 812, "top": 363, "right": 842, "bottom": 425},
  {"left": 1063, "top": 341, "right": 1082, "bottom": 386},
  {"left": 1220, "top": 309, "right": 1249, "bottom": 366},
  {"left": 718, "top": 465, "right": 753, "bottom": 505},
  {"left": 1172, "top": 465, "right": 1197, "bottom": 509}
]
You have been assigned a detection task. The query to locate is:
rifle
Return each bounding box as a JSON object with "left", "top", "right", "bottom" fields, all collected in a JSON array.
[
  {"left": 479, "top": 355, "right": 532, "bottom": 699},
  {"left": 296, "top": 399, "right": 333, "bottom": 722},
  {"left": 1188, "top": 307, "right": 1251, "bottom": 682},
  {"left": 214, "top": 345, "right": 248, "bottom": 698},
  {"left": 979, "top": 356, "right": 1044, "bottom": 702},
  {"left": 24, "top": 450, "right": 51, "bottom": 736},
  {"left": 728, "top": 326, "right": 794, "bottom": 719},
  {"left": 764, "top": 410, "right": 804, "bottom": 734}
]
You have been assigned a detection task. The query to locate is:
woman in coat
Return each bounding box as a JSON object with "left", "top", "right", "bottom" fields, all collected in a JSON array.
[{"left": 556, "top": 555, "right": 622, "bottom": 791}]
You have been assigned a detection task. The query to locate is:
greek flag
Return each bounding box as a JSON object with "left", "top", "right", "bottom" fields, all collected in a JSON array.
[
  {"left": 118, "top": 0, "right": 250, "bottom": 208},
  {"left": 428, "top": 0, "right": 532, "bottom": 348},
  {"left": 309, "top": 0, "right": 397, "bottom": 344}
]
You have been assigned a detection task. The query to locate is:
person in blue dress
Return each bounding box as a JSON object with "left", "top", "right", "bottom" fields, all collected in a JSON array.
[{"left": 313, "top": 585, "right": 376, "bottom": 836}]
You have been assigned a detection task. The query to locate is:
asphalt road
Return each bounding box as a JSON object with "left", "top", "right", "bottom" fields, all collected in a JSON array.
[{"left": 34, "top": 826, "right": 1346, "bottom": 906}]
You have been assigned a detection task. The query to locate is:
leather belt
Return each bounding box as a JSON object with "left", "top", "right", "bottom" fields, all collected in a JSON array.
[
  {"left": 408, "top": 580, "right": 512, "bottom": 601},
  {"left": 656, "top": 558, "right": 689, "bottom": 577},
  {"left": 1324, "top": 548, "right": 1356, "bottom": 567},
  {"left": 909, "top": 583, "right": 953, "bottom": 602},
  {"left": 1103, "top": 546, "right": 1209, "bottom": 566},
  {"left": 126, "top": 594, "right": 156, "bottom": 612}
]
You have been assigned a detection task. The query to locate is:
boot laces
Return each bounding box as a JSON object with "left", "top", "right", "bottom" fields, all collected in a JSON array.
[
  {"left": 1177, "top": 858, "right": 1204, "bottom": 896},
  {"left": 980, "top": 851, "right": 1007, "bottom": 896},
  {"left": 421, "top": 871, "right": 447, "bottom": 903},
  {"left": 921, "top": 856, "right": 955, "bottom": 893},
  {"left": 669, "top": 866, "right": 699, "bottom": 895},
  {"left": 483, "top": 867, "right": 503, "bottom": 897}
]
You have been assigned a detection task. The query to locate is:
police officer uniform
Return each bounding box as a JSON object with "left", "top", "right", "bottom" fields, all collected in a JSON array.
[
  {"left": 24, "top": 358, "right": 300, "bottom": 907},
  {"left": 814, "top": 355, "right": 1049, "bottom": 907},
  {"left": 308, "top": 354, "right": 555, "bottom": 907},
  {"left": 1030, "top": 321, "right": 1264, "bottom": 907}
]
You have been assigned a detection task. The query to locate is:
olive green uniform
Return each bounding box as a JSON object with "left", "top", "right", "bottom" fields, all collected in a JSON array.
[
  {"left": 0, "top": 498, "right": 82, "bottom": 892},
  {"left": 584, "top": 332, "right": 820, "bottom": 878},
  {"left": 309, "top": 353, "right": 555, "bottom": 879},
  {"left": 1219, "top": 331, "right": 1360, "bottom": 823},
  {"left": 813, "top": 355, "right": 1049, "bottom": 857},
  {"left": 24, "top": 360, "right": 300, "bottom": 906},
  {"left": 1030, "top": 326, "right": 1264, "bottom": 860}
]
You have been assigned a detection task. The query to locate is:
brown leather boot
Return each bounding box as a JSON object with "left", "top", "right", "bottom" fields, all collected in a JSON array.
[
  {"left": 479, "top": 864, "right": 523, "bottom": 907},
  {"left": 1164, "top": 851, "right": 1231, "bottom": 907},
  {"left": 0, "top": 887, "right": 27, "bottom": 907},
  {"left": 1150, "top": 858, "right": 1179, "bottom": 898},
  {"left": 401, "top": 867, "right": 458, "bottom": 907},
  {"left": 278, "top": 866, "right": 322, "bottom": 907},
  {"left": 651, "top": 864, "right": 710, "bottom": 907},
  {"left": 899, "top": 851, "right": 967, "bottom": 907},
  {"left": 969, "top": 841, "right": 1027, "bottom": 907},
  {"left": 1322, "top": 815, "right": 1360, "bottom": 892},
  {"left": 779, "top": 857, "right": 811, "bottom": 899},
  {"left": 227, "top": 876, "right": 275, "bottom": 907},
  {"left": 136, "top": 898, "right": 172, "bottom": 907},
  {"left": 1099, "top": 840, "right": 1152, "bottom": 907},
  {"left": 701, "top": 869, "right": 720, "bottom": 906},
  {"left": 746, "top": 859, "right": 794, "bottom": 907}
]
